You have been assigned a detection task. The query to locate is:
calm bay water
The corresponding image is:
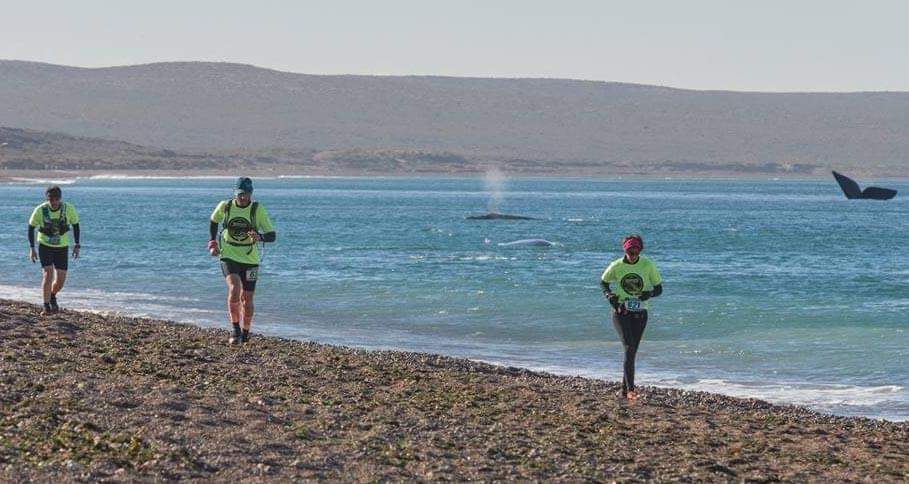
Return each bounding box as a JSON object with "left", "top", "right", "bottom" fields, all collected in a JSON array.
[{"left": 2, "top": 176, "right": 907, "bottom": 420}]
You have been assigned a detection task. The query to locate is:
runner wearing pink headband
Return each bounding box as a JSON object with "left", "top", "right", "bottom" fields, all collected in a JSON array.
[
  {"left": 600, "top": 234, "right": 662, "bottom": 400},
  {"left": 623, "top": 237, "right": 642, "bottom": 251}
]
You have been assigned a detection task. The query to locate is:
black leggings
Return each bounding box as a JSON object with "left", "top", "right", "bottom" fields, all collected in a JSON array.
[{"left": 612, "top": 310, "right": 648, "bottom": 394}]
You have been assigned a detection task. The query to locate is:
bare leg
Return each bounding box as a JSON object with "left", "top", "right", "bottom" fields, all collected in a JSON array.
[
  {"left": 51, "top": 269, "right": 67, "bottom": 296},
  {"left": 225, "top": 274, "right": 242, "bottom": 324},
  {"left": 240, "top": 290, "right": 255, "bottom": 330},
  {"left": 41, "top": 266, "right": 54, "bottom": 303}
]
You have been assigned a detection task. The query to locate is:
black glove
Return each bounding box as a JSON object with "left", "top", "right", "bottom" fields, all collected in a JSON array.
[
  {"left": 605, "top": 293, "right": 620, "bottom": 310},
  {"left": 639, "top": 290, "right": 652, "bottom": 301}
]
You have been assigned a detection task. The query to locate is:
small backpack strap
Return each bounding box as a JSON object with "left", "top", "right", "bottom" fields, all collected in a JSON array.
[
  {"left": 40, "top": 204, "right": 52, "bottom": 234},
  {"left": 250, "top": 201, "right": 259, "bottom": 231},
  {"left": 60, "top": 202, "right": 69, "bottom": 234},
  {"left": 222, "top": 199, "right": 232, "bottom": 230}
]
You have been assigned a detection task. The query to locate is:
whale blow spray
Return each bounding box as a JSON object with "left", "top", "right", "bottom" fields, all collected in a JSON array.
[{"left": 484, "top": 168, "right": 506, "bottom": 214}]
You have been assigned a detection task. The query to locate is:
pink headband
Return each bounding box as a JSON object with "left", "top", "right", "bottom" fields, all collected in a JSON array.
[{"left": 623, "top": 238, "right": 641, "bottom": 251}]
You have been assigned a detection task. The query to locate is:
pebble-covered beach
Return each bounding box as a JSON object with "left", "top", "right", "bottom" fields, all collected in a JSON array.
[{"left": 1, "top": 300, "right": 906, "bottom": 481}]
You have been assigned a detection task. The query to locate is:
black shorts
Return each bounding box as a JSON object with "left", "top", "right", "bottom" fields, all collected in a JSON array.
[
  {"left": 38, "top": 244, "right": 69, "bottom": 270},
  {"left": 220, "top": 259, "right": 259, "bottom": 292}
]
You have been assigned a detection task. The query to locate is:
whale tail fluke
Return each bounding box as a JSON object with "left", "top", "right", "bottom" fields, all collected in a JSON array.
[
  {"left": 832, "top": 171, "right": 896, "bottom": 200},
  {"left": 860, "top": 186, "right": 897, "bottom": 200}
]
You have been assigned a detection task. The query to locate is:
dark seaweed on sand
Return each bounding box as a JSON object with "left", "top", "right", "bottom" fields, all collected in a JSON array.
[{"left": 0, "top": 300, "right": 906, "bottom": 481}]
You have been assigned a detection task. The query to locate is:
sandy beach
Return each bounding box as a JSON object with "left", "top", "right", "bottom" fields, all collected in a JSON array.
[{"left": 0, "top": 300, "right": 906, "bottom": 481}]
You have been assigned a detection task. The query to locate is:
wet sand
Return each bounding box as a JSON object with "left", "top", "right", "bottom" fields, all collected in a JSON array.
[{"left": 1, "top": 300, "right": 906, "bottom": 481}]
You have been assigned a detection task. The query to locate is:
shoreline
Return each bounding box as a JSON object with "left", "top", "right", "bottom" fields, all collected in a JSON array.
[
  {"left": 0, "top": 284, "right": 903, "bottom": 423},
  {"left": 1, "top": 300, "right": 906, "bottom": 481},
  {"left": 4, "top": 168, "right": 909, "bottom": 183}
]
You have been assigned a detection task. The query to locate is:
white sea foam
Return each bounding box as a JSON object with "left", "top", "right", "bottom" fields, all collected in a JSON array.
[
  {"left": 4, "top": 177, "right": 78, "bottom": 185},
  {"left": 277, "top": 175, "right": 347, "bottom": 179},
  {"left": 85, "top": 174, "right": 353, "bottom": 181},
  {"left": 0, "top": 284, "right": 219, "bottom": 326},
  {"left": 469, "top": 360, "right": 907, "bottom": 421},
  {"left": 87, "top": 174, "right": 236, "bottom": 180},
  {"left": 497, "top": 239, "right": 558, "bottom": 248},
  {"left": 660, "top": 377, "right": 906, "bottom": 417}
]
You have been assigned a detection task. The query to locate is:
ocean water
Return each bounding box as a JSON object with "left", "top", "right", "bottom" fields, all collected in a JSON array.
[{"left": 2, "top": 175, "right": 907, "bottom": 421}]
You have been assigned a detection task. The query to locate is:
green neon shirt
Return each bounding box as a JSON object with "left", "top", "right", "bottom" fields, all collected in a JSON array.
[
  {"left": 601, "top": 255, "right": 662, "bottom": 310},
  {"left": 210, "top": 199, "right": 274, "bottom": 265},
  {"left": 28, "top": 202, "right": 80, "bottom": 248}
]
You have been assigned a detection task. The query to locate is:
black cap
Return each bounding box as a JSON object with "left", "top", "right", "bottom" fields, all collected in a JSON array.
[{"left": 235, "top": 177, "right": 253, "bottom": 194}]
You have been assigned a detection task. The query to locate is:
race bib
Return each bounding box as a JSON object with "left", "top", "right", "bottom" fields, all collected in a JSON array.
[
  {"left": 625, "top": 298, "right": 643, "bottom": 312},
  {"left": 246, "top": 267, "right": 259, "bottom": 281}
]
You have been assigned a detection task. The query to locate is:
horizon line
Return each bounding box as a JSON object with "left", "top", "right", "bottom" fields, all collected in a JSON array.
[{"left": 2, "top": 58, "right": 907, "bottom": 96}]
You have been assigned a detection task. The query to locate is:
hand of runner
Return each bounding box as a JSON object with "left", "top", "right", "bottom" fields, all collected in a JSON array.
[
  {"left": 29, "top": 247, "right": 37, "bottom": 263},
  {"left": 247, "top": 231, "right": 262, "bottom": 242},
  {"left": 207, "top": 239, "right": 219, "bottom": 256},
  {"left": 72, "top": 244, "right": 80, "bottom": 260}
]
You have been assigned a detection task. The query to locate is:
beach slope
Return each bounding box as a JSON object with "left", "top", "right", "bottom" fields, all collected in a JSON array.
[{"left": 1, "top": 300, "right": 906, "bottom": 481}]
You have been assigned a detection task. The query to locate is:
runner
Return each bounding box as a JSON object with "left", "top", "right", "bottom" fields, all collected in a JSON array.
[
  {"left": 600, "top": 234, "right": 663, "bottom": 400},
  {"left": 27, "top": 186, "right": 81, "bottom": 315},
  {"left": 208, "top": 177, "right": 276, "bottom": 344}
]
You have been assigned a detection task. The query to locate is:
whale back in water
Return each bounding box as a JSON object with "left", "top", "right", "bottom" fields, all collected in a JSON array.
[
  {"left": 832, "top": 171, "right": 897, "bottom": 200},
  {"left": 498, "top": 239, "right": 555, "bottom": 247},
  {"left": 467, "top": 212, "right": 538, "bottom": 220}
]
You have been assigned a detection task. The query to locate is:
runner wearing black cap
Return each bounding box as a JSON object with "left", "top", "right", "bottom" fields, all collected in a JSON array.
[
  {"left": 208, "top": 177, "right": 276, "bottom": 344},
  {"left": 27, "top": 186, "right": 81, "bottom": 315}
]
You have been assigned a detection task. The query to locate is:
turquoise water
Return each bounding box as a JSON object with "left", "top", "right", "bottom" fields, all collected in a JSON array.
[{"left": 2, "top": 176, "right": 907, "bottom": 420}]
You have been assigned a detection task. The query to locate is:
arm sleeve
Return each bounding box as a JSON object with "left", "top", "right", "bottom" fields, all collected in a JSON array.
[
  {"left": 651, "top": 283, "right": 663, "bottom": 298},
  {"left": 28, "top": 226, "right": 35, "bottom": 247},
  {"left": 72, "top": 224, "right": 80, "bottom": 245},
  {"left": 601, "top": 282, "right": 621, "bottom": 309},
  {"left": 210, "top": 221, "right": 219, "bottom": 241},
  {"left": 262, "top": 231, "right": 276, "bottom": 243}
]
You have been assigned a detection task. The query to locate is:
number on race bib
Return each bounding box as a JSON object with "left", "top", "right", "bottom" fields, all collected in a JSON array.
[{"left": 625, "top": 298, "right": 642, "bottom": 311}]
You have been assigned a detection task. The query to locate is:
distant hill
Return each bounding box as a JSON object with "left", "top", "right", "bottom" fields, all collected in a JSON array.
[
  {"left": 1, "top": 60, "right": 907, "bottom": 176},
  {"left": 0, "top": 126, "right": 223, "bottom": 170},
  {"left": 0, "top": 127, "right": 473, "bottom": 174}
]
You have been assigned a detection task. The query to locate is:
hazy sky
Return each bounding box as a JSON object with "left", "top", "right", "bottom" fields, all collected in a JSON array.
[{"left": 2, "top": 1, "right": 906, "bottom": 92}]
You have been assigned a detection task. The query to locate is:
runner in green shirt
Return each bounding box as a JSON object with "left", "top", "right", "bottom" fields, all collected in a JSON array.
[
  {"left": 600, "top": 234, "right": 663, "bottom": 400},
  {"left": 27, "top": 186, "right": 81, "bottom": 315},
  {"left": 208, "top": 177, "right": 276, "bottom": 345}
]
